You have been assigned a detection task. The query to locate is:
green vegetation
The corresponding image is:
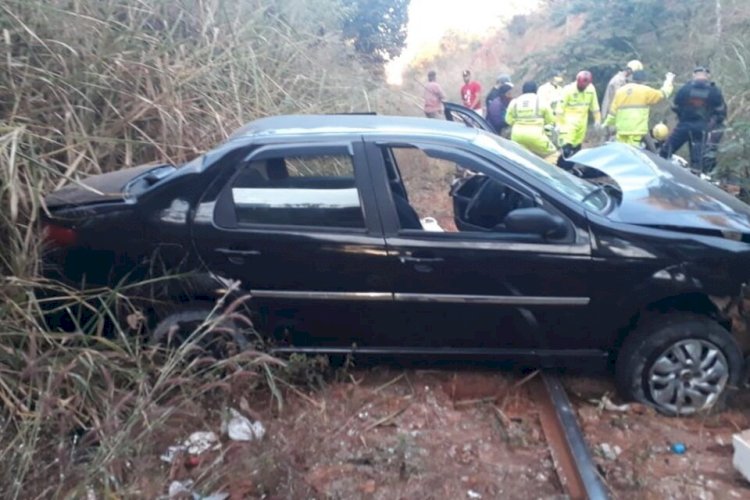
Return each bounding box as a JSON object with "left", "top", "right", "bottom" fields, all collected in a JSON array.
[
  {"left": 0, "top": 0, "right": 399, "bottom": 497},
  {"left": 342, "top": 0, "right": 410, "bottom": 64}
]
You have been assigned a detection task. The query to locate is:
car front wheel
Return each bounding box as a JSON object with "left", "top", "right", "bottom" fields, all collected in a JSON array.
[{"left": 615, "top": 313, "right": 744, "bottom": 416}]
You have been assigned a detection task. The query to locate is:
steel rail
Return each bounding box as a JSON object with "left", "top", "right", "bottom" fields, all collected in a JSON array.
[{"left": 532, "top": 372, "right": 610, "bottom": 500}]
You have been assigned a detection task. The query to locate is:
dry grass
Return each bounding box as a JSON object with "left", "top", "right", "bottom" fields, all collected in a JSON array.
[{"left": 0, "top": 0, "right": 387, "bottom": 497}]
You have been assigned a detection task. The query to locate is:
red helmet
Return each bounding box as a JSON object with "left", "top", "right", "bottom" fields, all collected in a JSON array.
[{"left": 576, "top": 70, "right": 592, "bottom": 91}]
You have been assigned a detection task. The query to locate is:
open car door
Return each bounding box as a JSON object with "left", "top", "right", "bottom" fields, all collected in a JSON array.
[{"left": 443, "top": 102, "right": 495, "bottom": 133}]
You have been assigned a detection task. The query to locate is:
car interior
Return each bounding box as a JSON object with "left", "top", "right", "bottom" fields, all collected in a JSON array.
[{"left": 380, "top": 146, "right": 567, "bottom": 240}]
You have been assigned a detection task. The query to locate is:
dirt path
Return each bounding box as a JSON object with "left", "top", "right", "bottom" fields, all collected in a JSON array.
[{"left": 157, "top": 369, "right": 749, "bottom": 499}]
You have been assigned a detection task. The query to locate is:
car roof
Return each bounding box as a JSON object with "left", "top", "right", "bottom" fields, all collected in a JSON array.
[{"left": 228, "top": 114, "right": 480, "bottom": 141}]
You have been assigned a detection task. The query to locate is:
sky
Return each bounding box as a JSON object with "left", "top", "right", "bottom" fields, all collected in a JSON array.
[{"left": 386, "top": 0, "right": 542, "bottom": 85}]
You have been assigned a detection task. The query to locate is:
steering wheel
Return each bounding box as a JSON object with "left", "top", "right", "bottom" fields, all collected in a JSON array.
[{"left": 463, "top": 177, "right": 491, "bottom": 223}]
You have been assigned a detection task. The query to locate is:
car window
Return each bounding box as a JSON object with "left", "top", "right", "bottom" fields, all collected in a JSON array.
[
  {"left": 384, "top": 145, "right": 562, "bottom": 240},
  {"left": 230, "top": 154, "right": 365, "bottom": 228},
  {"left": 474, "top": 133, "right": 609, "bottom": 211}
]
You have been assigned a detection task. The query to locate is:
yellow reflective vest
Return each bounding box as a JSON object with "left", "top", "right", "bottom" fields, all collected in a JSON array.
[
  {"left": 558, "top": 83, "right": 601, "bottom": 147},
  {"left": 505, "top": 93, "right": 557, "bottom": 158},
  {"left": 604, "top": 81, "right": 674, "bottom": 143},
  {"left": 537, "top": 82, "right": 565, "bottom": 116}
]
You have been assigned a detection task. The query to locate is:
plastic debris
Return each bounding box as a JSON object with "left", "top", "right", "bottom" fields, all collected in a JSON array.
[
  {"left": 168, "top": 480, "right": 194, "bottom": 498},
  {"left": 467, "top": 490, "right": 482, "bottom": 499},
  {"left": 589, "top": 394, "right": 630, "bottom": 412},
  {"left": 671, "top": 442, "right": 687, "bottom": 454},
  {"left": 733, "top": 429, "right": 750, "bottom": 482},
  {"left": 420, "top": 217, "right": 444, "bottom": 232},
  {"left": 160, "top": 431, "right": 220, "bottom": 463},
  {"left": 599, "top": 442, "right": 621, "bottom": 460},
  {"left": 223, "top": 408, "right": 265, "bottom": 441}
]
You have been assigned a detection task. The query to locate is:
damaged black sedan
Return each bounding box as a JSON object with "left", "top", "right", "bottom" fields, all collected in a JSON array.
[{"left": 42, "top": 113, "right": 750, "bottom": 416}]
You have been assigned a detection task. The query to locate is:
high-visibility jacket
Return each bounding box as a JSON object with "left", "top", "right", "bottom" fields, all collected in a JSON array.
[
  {"left": 537, "top": 82, "right": 565, "bottom": 117},
  {"left": 604, "top": 81, "right": 673, "bottom": 143},
  {"left": 558, "top": 83, "right": 601, "bottom": 147},
  {"left": 601, "top": 71, "right": 628, "bottom": 120},
  {"left": 505, "top": 93, "right": 557, "bottom": 158}
]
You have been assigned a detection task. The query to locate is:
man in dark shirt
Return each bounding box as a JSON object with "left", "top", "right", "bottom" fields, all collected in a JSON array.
[
  {"left": 485, "top": 74, "right": 514, "bottom": 135},
  {"left": 661, "top": 66, "right": 727, "bottom": 174}
]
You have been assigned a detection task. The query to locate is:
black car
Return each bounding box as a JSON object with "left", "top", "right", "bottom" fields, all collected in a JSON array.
[{"left": 42, "top": 107, "right": 750, "bottom": 415}]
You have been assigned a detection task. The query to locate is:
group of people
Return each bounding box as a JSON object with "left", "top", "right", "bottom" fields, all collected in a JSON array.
[{"left": 422, "top": 63, "right": 727, "bottom": 175}]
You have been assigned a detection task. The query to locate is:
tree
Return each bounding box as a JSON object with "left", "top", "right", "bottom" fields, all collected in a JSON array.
[{"left": 341, "top": 0, "right": 409, "bottom": 63}]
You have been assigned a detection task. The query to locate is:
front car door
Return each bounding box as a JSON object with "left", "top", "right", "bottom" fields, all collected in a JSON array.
[
  {"left": 365, "top": 134, "right": 600, "bottom": 365},
  {"left": 191, "top": 139, "right": 394, "bottom": 349}
]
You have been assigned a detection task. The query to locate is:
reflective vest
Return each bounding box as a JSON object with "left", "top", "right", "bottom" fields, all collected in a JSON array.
[
  {"left": 604, "top": 81, "right": 673, "bottom": 137},
  {"left": 537, "top": 82, "right": 564, "bottom": 116},
  {"left": 559, "top": 83, "right": 601, "bottom": 146},
  {"left": 505, "top": 93, "right": 557, "bottom": 158},
  {"left": 505, "top": 93, "right": 554, "bottom": 128}
]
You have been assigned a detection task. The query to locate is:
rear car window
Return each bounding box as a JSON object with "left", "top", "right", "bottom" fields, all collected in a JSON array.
[{"left": 230, "top": 154, "right": 365, "bottom": 228}]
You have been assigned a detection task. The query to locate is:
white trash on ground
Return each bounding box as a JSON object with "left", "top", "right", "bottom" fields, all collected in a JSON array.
[
  {"left": 223, "top": 408, "right": 265, "bottom": 441},
  {"left": 733, "top": 429, "right": 750, "bottom": 483},
  {"left": 160, "top": 431, "right": 221, "bottom": 463}
]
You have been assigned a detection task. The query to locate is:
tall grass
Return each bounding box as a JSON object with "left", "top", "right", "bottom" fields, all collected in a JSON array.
[{"left": 0, "top": 0, "right": 382, "bottom": 497}]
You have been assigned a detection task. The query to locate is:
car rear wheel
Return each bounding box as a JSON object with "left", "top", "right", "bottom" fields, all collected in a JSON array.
[
  {"left": 150, "top": 302, "right": 251, "bottom": 356},
  {"left": 615, "top": 313, "right": 743, "bottom": 416}
]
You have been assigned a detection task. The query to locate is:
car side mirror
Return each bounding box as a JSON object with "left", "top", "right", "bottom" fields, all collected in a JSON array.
[{"left": 504, "top": 207, "right": 568, "bottom": 239}]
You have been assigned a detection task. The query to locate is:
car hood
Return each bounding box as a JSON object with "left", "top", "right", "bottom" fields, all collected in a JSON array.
[
  {"left": 45, "top": 163, "right": 175, "bottom": 208},
  {"left": 571, "top": 143, "right": 750, "bottom": 234}
]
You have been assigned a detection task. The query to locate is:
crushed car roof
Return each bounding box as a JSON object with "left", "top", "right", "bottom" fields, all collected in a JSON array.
[{"left": 228, "top": 114, "right": 480, "bottom": 140}]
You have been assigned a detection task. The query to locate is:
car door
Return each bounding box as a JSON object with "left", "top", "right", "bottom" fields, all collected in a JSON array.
[
  {"left": 191, "top": 140, "right": 395, "bottom": 349},
  {"left": 444, "top": 102, "right": 495, "bottom": 132},
  {"left": 366, "top": 138, "right": 596, "bottom": 361}
]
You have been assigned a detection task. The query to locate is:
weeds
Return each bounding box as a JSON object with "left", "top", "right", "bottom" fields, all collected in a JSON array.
[{"left": 0, "top": 0, "right": 384, "bottom": 497}]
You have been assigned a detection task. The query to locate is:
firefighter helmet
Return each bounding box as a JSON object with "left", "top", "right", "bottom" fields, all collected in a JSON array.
[
  {"left": 626, "top": 59, "right": 644, "bottom": 72},
  {"left": 576, "top": 71, "right": 592, "bottom": 91},
  {"left": 652, "top": 123, "right": 669, "bottom": 141}
]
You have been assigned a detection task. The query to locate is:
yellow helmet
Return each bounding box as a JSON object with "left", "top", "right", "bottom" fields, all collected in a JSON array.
[
  {"left": 652, "top": 123, "right": 669, "bottom": 141},
  {"left": 626, "top": 59, "right": 644, "bottom": 72}
]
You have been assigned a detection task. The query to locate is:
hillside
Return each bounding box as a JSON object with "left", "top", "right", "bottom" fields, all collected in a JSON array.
[{"left": 403, "top": 0, "right": 750, "bottom": 180}]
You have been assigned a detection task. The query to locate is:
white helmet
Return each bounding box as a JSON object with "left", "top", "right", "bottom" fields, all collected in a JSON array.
[{"left": 626, "top": 60, "right": 644, "bottom": 72}]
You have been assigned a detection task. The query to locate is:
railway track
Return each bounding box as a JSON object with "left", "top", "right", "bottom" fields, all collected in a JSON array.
[{"left": 531, "top": 372, "right": 610, "bottom": 500}]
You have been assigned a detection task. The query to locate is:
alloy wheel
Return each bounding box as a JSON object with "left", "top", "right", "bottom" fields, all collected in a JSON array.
[{"left": 647, "top": 339, "right": 729, "bottom": 415}]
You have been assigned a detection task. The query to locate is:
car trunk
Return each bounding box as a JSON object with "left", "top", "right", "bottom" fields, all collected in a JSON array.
[{"left": 45, "top": 163, "right": 175, "bottom": 209}]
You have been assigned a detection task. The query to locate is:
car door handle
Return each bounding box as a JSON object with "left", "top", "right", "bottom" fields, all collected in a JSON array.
[
  {"left": 215, "top": 248, "right": 261, "bottom": 257},
  {"left": 398, "top": 255, "right": 444, "bottom": 264}
]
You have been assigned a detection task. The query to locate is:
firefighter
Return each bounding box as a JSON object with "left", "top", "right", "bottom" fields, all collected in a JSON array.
[
  {"left": 557, "top": 71, "right": 601, "bottom": 169},
  {"left": 537, "top": 72, "right": 565, "bottom": 118},
  {"left": 505, "top": 81, "right": 558, "bottom": 162},
  {"left": 660, "top": 66, "right": 727, "bottom": 175},
  {"left": 601, "top": 60, "right": 643, "bottom": 120},
  {"left": 604, "top": 70, "right": 675, "bottom": 146}
]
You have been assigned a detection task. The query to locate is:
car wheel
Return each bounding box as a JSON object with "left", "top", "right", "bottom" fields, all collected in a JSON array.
[
  {"left": 150, "top": 302, "right": 251, "bottom": 355},
  {"left": 615, "top": 313, "right": 743, "bottom": 416}
]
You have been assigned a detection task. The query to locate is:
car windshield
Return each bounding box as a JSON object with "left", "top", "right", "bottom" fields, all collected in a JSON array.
[{"left": 474, "top": 133, "right": 609, "bottom": 211}]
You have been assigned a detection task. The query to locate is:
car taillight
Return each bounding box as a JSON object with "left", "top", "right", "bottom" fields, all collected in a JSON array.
[{"left": 43, "top": 223, "right": 78, "bottom": 247}]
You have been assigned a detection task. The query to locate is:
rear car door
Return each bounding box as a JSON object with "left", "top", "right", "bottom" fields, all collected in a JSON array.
[
  {"left": 191, "top": 140, "right": 394, "bottom": 349},
  {"left": 366, "top": 138, "right": 596, "bottom": 363}
]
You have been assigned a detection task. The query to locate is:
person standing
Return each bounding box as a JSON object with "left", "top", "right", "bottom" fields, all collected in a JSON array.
[
  {"left": 601, "top": 60, "right": 643, "bottom": 120},
  {"left": 604, "top": 70, "right": 675, "bottom": 146},
  {"left": 485, "top": 74, "right": 514, "bottom": 134},
  {"left": 537, "top": 73, "right": 565, "bottom": 119},
  {"left": 460, "top": 69, "right": 483, "bottom": 115},
  {"left": 505, "top": 81, "right": 558, "bottom": 161},
  {"left": 423, "top": 70, "right": 447, "bottom": 118},
  {"left": 660, "top": 66, "right": 727, "bottom": 174},
  {"left": 557, "top": 70, "right": 601, "bottom": 168}
]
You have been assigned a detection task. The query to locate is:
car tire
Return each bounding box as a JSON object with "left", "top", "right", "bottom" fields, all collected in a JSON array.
[
  {"left": 150, "top": 302, "right": 251, "bottom": 354},
  {"left": 615, "top": 313, "right": 743, "bottom": 416}
]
